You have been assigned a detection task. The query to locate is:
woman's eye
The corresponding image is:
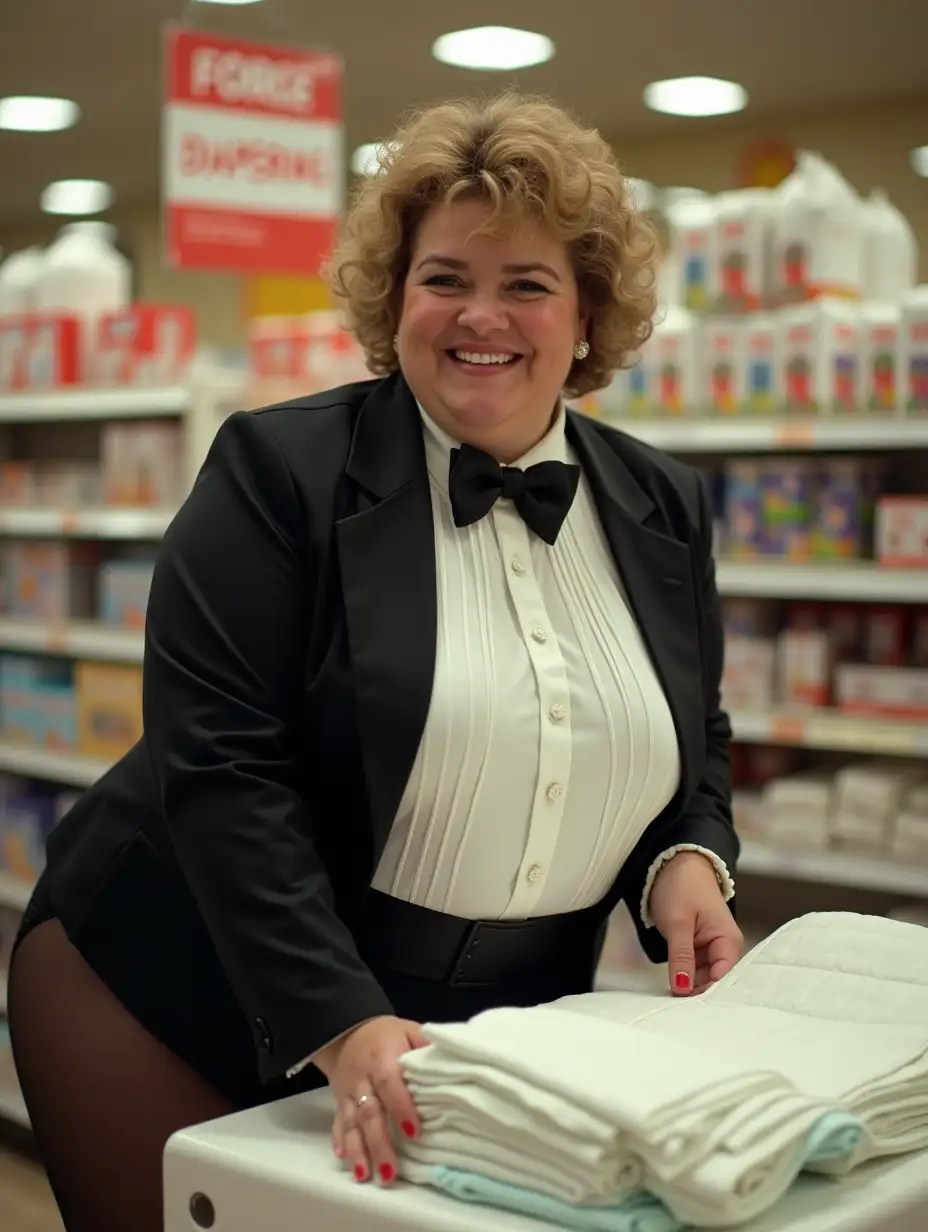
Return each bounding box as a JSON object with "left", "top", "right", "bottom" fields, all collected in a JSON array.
[
  {"left": 511, "top": 281, "right": 549, "bottom": 295},
  {"left": 424, "top": 275, "right": 462, "bottom": 288}
]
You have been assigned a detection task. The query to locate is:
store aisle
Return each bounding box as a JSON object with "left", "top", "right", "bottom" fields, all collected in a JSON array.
[{"left": 0, "top": 1141, "right": 62, "bottom": 1232}]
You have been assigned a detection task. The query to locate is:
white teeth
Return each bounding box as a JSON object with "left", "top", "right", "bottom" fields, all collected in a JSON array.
[{"left": 453, "top": 351, "right": 517, "bottom": 366}]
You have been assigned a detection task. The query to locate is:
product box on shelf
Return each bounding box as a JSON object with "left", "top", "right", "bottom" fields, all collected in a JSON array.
[
  {"left": 834, "top": 663, "right": 928, "bottom": 720},
  {"left": 831, "top": 761, "right": 924, "bottom": 853},
  {"left": 248, "top": 313, "right": 370, "bottom": 396},
  {"left": 98, "top": 559, "right": 155, "bottom": 629},
  {"left": 863, "top": 607, "right": 910, "bottom": 667},
  {"left": 0, "top": 459, "right": 101, "bottom": 508},
  {"left": 3, "top": 542, "right": 100, "bottom": 621},
  {"left": 720, "top": 635, "right": 777, "bottom": 710},
  {"left": 858, "top": 304, "right": 902, "bottom": 413},
  {"left": 759, "top": 460, "right": 817, "bottom": 559},
  {"left": 0, "top": 780, "right": 61, "bottom": 882},
  {"left": 777, "top": 629, "right": 832, "bottom": 708},
  {"left": 741, "top": 316, "right": 779, "bottom": 413},
  {"left": 901, "top": 292, "right": 928, "bottom": 415},
  {"left": 711, "top": 190, "right": 775, "bottom": 314},
  {"left": 93, "top": 303, "right": 196, "bottom": 387},
  {"left": 723, "top": 461, "right": 764, "bottom": 559},
  {"left": 0, "top": 654, "right": 77, "bottom": 751},
  {"left": 811, "top": 458, "right": 883, "bottom": 560},
  {"left": 875, "top": 497, "right": 928, "bottom": 568},
  {"left": 701, "top": 320, "right": 745, "bottom": 415},
  {"left": 101, "top": 421, "right": 184, "bottom": 508},
  {"left": 75, "top": 661, "right": 142, "bottom": 760},
  {"left": 779, "top": 301, "right": 858, "bottom": 414},
  {"left": 0, "top": 313, "right": 84, "bottom": 392},
  {"left": 761, "top": 772, "right": 834, "bottom": 852}
]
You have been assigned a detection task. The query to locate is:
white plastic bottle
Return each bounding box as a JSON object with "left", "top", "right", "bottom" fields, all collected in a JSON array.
[
  {"left": 861, "top": 190, "right": 917, "bottom": 302},
  {"left": 0, "top": 247, "right": 46, "bottom": 315},
  {"left": 773, "top": 152, "right": 864, "bottom": 304},
  {"left": 35, "top": 222, "right": 131, "bottom": 326}
]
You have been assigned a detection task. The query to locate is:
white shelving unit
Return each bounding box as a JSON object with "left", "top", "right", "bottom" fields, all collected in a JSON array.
[
  {"left": 0, "top": 742, "right": 111, "bottom": 787},
  {"left": 0, "top": 617, "right": 143, "bottom": 663},
  {"left": 615, "top": 411, "right": 928, "bottom": 913},
  {"left": 739, "top": 842, "right": 928, "bottom": 898},
  {"left": 622, "top": 415, "right": 928, "bottom": 455},
  {"left": 0, "top": 375, "right": 241, "bottom": 815},
  {"left": 731, "top": 709, "right": 928, "bottom": 757},
  {"left": 717, "top": 559, "right": 928, "bottom": 603}
]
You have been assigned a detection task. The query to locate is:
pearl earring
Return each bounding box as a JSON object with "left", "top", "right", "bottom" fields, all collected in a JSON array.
[{"left": 574, "top": 340, "right": 590, "bottom": 361}]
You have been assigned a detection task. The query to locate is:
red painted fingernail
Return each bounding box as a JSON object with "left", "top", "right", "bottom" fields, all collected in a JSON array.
[
  {"left": 379, "top": 1163, "right": 396, "bottom": 1183},
  {"left": 675, "top": 972, "right": 692, "bottom": 991},
  {"left": 402, "top": 1121, "right": 416, "bottom": 1139},
  {"left": 354, "top": 1164, "right": 367, "bottom": 1182}
]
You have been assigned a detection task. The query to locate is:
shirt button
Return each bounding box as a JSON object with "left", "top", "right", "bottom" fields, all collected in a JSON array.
[
  {"left": 531, "top": 627, "right": 548, "bottom": 644},
  {"left": 549, "top": 702, "right": 567, "bottom": 723},
  {"left": 526, "top": 864, "right": 545, "bottom": 885},
  {"left": 511, "top": 556, "right": 527, "bottom": 576},
  {"left": 546, "top": 782, "right": 565, "bottom": 802}
]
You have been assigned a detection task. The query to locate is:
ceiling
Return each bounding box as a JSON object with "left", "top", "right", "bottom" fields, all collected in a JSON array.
[{"left": 0, "top": 0, "right": 926, "bottom": 226}]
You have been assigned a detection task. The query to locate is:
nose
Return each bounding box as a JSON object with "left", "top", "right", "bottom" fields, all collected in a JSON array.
[{"left": 456, "top": 291, "right": 510, "bottom": 335}]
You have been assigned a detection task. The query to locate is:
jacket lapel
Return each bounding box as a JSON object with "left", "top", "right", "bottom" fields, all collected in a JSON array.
[
  {"left": 336, "top": 375, "right": 437, "bottom": 859},
  {"left": 566, "top": 413, "right": 703, "bottom": 799}
]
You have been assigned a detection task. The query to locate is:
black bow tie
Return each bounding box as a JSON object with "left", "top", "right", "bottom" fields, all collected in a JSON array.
[{"left": 448, "top": 444, "right": 581, "bottom": 546}]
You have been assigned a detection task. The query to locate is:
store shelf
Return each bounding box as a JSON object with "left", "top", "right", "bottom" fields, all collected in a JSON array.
[
  {"left": 731, "top": 709, "right": 928, "bottom": 757},
  {"left": 0, "top": 386, "right": 189, "bottom": 422},
  {"left": 0, "top": 742, "right": 110, "bottom": 787},
  {"left": 739, "top": 841, "right": 928, "bottom": 897},
  {"left": 716, "top": 560, "right": 928, "bottom": 603},
  {"left": 0, "top": 506, "right": 175, "bottom": 540},
  {"left": 619, "top": 416, "right": 928, "bottom": 454},
  {"left": 0, "top": 872, "right": 34, "bottom": 913},
  {"left": 0, "top": 1083, "right": 29, "bottom": 1130},
  {"left": 0, "top": 617, "right": 143, "bottom": 663}
]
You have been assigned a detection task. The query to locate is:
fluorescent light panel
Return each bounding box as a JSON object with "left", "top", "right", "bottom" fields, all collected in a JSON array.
[
  {"left": 40, "top": 179, "right": 114, "bottom": 216},
  {"left": 0, "top": 95, "right": 80, "bottom": 132},
  {"left": 432, "top": 26, "right": 554, "bottom": 71},
  {"left": 644, "top": 76, "right": 747, "bottom": 117}
]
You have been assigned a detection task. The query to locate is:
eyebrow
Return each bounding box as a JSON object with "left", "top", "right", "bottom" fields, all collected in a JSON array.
[{"left": 414, "top": 255, "right": 562, "bottom": 283}]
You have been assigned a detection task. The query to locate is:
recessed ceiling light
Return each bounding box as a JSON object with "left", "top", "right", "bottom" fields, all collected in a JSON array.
[
  {"left": 40, "top": 179, "right": 114, "bottom": 216},
  {"left": 643, "top": 76, "right": 747, "bottom": 118},
  {"left": 432, "top": 26, "right": 554, "bottom": 71},
  {"left": 350, "top": 141, "right": 400, "bottom": 178},
  {"left": 0, "top": 95, "right": 80, "bottom": 133},
  {"left": 910, "top": 146, "right": 928, "bottom": 178}
]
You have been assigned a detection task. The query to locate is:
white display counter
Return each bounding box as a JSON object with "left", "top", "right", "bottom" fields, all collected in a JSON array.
[{"left": 163, "top": 1090, "right": 928, "bottom": 1232}]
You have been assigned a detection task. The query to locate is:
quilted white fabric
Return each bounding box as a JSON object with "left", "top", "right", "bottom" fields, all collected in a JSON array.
[{"left": 399, "top": 912, "right": 928, "bottom": 1226}]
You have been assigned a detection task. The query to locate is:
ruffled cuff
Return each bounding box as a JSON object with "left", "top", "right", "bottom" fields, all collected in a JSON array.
[{"left": 639, "top": 844, "right": 735, "bottom": 929}]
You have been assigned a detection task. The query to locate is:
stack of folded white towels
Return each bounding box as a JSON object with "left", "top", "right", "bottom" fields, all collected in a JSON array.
[{"left": 397, "top": 912, "right": 928, "bottom": 1229}]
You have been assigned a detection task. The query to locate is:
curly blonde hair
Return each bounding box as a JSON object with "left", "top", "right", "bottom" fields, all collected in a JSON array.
[{"left": 327, "top": 92, "right": 657, "bottom": 397}]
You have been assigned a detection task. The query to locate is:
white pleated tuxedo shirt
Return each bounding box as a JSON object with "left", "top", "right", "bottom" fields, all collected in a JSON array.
[{"left": 371, "top": 405, "right": 733, "bottom": 923}]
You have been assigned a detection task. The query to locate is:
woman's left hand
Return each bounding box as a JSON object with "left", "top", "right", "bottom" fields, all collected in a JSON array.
[{"left": 648, "top": 850, "right": 744, "bottom": 996}]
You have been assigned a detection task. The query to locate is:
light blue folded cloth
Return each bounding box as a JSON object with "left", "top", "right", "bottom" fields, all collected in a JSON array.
[{"left": 425, "top": 1110, "right": 864, "bottom": 1232}]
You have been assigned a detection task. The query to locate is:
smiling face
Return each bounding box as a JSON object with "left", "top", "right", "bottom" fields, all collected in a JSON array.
[{"left": 397, "top": 197, "right": 587, "bottom": 462}]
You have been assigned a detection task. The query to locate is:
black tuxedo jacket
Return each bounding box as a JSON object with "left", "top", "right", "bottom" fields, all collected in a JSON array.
[{"left": 43, "top": 373, "right": 737, "bottom": 1084}]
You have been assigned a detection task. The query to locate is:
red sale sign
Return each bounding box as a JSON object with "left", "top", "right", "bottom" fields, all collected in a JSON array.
[{"left": 162, "top": 27, "right": 344, "bottom": 275}]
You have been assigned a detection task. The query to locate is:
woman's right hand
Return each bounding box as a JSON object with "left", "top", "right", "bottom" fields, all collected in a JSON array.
[{"left": 313, "top": 1015, "right": 428, "bottom": 1185}]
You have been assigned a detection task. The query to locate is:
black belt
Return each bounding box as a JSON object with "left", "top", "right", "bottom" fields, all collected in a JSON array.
[{"left": 358, "top": 889, "right": 607, "bottom": 988}]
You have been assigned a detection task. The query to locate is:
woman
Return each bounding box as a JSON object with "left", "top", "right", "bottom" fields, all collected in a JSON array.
[{"left": 9, "top": 91, "right": 742, "bottom": 1231}]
